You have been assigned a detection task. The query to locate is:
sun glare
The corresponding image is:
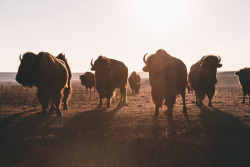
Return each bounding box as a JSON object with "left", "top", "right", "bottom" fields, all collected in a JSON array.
[{"left": 136, "top": 0, "right": 189, "bottom": 31}]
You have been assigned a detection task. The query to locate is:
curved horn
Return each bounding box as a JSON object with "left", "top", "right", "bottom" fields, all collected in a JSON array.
[
  {"left": 91, "top": 58, "right": 94, "bottom": 67},
  {"left": 217, "top": 55, "right": 221, "bottom": 63},
  {"left": 143, "top": 53, "right": 148, "bottom": 64},
  {"left": 19, "top": 54, "right": 22, "bottom": 61},
  {"left": 201, "top": 56, "right": 206, "bottom": 61}
]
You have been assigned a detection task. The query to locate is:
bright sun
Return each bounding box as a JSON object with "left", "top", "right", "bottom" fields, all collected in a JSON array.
[{"left": 136, "top": 0, "right": 189, "bottom": 31}]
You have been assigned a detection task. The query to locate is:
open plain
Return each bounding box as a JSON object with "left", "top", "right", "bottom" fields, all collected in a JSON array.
[{"left": 0, "top": 72, "right": 249, "bottom": 167}]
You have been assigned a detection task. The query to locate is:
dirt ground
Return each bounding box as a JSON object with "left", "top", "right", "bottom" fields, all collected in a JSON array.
[{"left": 0, "top": 72, "right": 249, "bottom": 167}]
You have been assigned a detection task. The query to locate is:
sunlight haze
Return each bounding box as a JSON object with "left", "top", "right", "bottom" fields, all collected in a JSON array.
[{"left": 0, "top": 0, "right": 250, "bottom": 73}]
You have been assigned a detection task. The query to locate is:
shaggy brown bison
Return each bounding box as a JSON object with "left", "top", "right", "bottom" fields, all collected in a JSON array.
[
  {"left": 91, "top": 56, "right": 128, "bottom": 107},
  {"left": 79, "top": 72, "right": 95, "bottom": 93},
  {"left": 235, "top": 68, "right": 250, "bottom": 104},
  {"left": 16, "top": 52, "right": 69, "bottom": 116},
  {"left": 56, "top": 53, "right": 72, "bottom": 110},
  {"left": 188, "top": 55, "right": 222, "bottom": 107},
  {"left": 128, "top": 71, "right": 141, "bottom": 95},
  {"left": 142, "top": 49, "right": 187, "bottom": 117}
]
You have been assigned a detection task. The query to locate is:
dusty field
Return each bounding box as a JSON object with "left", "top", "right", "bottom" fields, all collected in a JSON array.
[{"left": 0, "top": 72, "right": 249, "bottom": 167}]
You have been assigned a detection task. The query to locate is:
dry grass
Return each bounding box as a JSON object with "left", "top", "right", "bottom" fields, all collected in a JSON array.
[{"left": 0, "top": 73, "right": 249, "bottom": 167}]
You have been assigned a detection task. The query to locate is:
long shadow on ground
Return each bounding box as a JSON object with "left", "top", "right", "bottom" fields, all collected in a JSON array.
[{"left": 199, "top": 106, "right": 250, "bottom": 167}]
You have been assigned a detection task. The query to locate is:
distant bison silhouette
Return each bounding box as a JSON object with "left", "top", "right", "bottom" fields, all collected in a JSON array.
[
  {"left": 16, "top": 52, "right": 69, "bottom": 116},
  {"left": 91, "top": 56, "right": 128, "bottom": 107},
  {"left": 186, "top": 81, "right": 193, "bottom": 93},
  {"left": 56, "top": 53, "right": 72, "bottom": 110},
  {"left": 235, "top": 68, "right": 250, "bottom": 104},
  {"left": 142, "top": 49, "right": 187, "bottom": 117},
  {"left": 79, "top": 72, "right": 95, "bottom": 93},
  {"left": 128, "top": 71, "right": 141, "bottom": 95},
  {"left": 188, "top": 55, "right": 222, "bottom": 107}
]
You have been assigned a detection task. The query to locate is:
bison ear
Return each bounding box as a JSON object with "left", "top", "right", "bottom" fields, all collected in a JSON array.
[
  {"left": 217, "top": 64, "right": 222, "bottom": 68},
  {"left": 142, "top": 65, "right": 149, "bottom": 72},
  {"left": 235, "top": 71, "right": 239, "bottom": 76}
]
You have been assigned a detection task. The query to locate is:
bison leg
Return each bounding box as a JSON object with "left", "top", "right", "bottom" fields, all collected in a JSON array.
[
  {"left": 106, "top": 90, "right": 114, "bottom": 107},
  {"left": 85, "top": 86, "right": 88, "bottom": 94},
  {"left": 207, "top": 86, "right": 215, "bottom": 107},
  {"left": 242, "top": 90, "right": 247, "bottom": 104},
  {"left": 51, "top": 92, "right": 62, "bottom": 117},
  {"left": 97, "top": 90, "right": 105, "bottom": 107},
  {"left": 62, "top": 87, "right": 71, "bottom": 110},
  {"left": 195, "top": 90, "right": 204, "bottom": 107},
  {"left": 165, "top": 96, "right": 176, "bottom": 118},
  {"left": 181, "top": 91, "right": 187, "bottom": 113},
  {"left": 37, "top": 88, "right": 49, "bottom": 115},
  {"left": 151, "top": 88, "right": 164, "bottom": 117}
]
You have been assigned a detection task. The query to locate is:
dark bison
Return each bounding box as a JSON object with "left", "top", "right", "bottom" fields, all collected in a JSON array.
[
  {"left": 188, "top": 55, "right": 222, "bottom": 107},
  {"left": 91, "top": 56, "right": 128, "bottom": 107},
  {"left": 16, "top": 52, "right": 69, "bottom": 116},
  {"left": 235, "top": 68, "right": 250, "bottom": 104},
  {"left": 128, "top": 71, "right": 141, "bottom": 95},
  {"left": 79, "top": 72, "right": 95, "bottom": 93},
  {"left": 186, "top": 81, "right": 193, "bottom": 93},
  {"left": 56, "top": 53, "right": 72, "bottom": 109},
  {"left": 142, "top": 49, "right": 187, "bottom": 117}
]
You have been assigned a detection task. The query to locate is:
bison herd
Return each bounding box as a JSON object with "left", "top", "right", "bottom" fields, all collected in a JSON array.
[{"left": 16, "top": 49, "right": 249, "bottom": 117}]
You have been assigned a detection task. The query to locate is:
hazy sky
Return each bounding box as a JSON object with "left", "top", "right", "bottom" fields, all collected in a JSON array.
[{"left": 0, "top": 0, "right": 250, "bottom": 72}]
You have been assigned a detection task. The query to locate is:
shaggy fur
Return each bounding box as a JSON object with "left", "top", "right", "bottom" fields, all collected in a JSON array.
[
  {"left": 56, "top": 53, "right": 72, "bottom": 110},
  {"left": 16, "top": 52, "right": 69, "bottom": 116},
  {"left": 235, "top": 68, "right": 250, "bottom": 104},
  {"left": 91, "top": 56, "right": 128, "bottom": 107},
  {"left": 128, "top": 71, "right": 141, "bottom": 95},
  {"left": 79, "top": 72, "right": 95, "bottom": 93},
  {"left": 142, "top": 49, "right": 187, "bottom": 117},
  {"left": 188, "top": 55, "right": 222, "bottom": 107}
]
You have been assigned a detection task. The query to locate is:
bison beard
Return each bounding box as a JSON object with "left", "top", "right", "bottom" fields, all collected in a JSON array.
[
  {"left": 142, "top": 49, "right": 187, "bottom": 118},
  {"left": 188, "top": 55, "right": 222, "bottom": 107},
  {"left": 91, "top": 56, "right": 128, "bottom": 107},
  {"left": 16, "top": 52, "right": 69, "bottom": 116}
]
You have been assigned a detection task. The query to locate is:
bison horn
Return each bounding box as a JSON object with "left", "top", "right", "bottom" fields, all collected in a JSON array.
[
  {"left": 217, "top": 55, "right": 221, "bottom": 63},
  {"left": 143, "top": 53, "right": 148, "bottom": 64},
  {"left": 91, "top": 59, "right": 94, "bottom": 67},
  {"left": 201, "top": 56, "right": 206, "bottom": 61},
  {"left": 19, "top": 54, "right": 22, "bottom": 61}
]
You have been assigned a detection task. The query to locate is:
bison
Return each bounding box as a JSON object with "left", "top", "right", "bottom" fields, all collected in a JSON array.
[
  {"left": 186, "top": 81, "right": 193, "bottom": 93},
  {"left": 188, "top": 55, "right": 222, "bottom": 107},
  {"left": 142, "top": 49, "right": 187, "bottom": 117},
  {"left": 56, "top": 53, "right": 72, "bottom": 110},
  {"left": 128, "top": 71, "right": 141, "bottom": 95},
  {"left": 235, "top": 68, "right": 250, "bottom": 104},
  {"left": 79, "top": 72, "right": 95, "bottom": 93},
  {"left": 91, "top": 56, "right": 128, "bottom": 107},
  {"left": 16, "top": 52, "right": 69, "bottom": 116}
]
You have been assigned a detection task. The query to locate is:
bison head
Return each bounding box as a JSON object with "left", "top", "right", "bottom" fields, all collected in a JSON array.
[
  {"left": 16, "top": 52, "right": 39, "bottom": 87},
  {"left": 91, "top": 56, "right": 111, "bottom": 73},
  {"left": 142, "top": 49, "right": 171, "bottom": 73},
  {"left": 79, "top": 74, "right": 86, "bottom": 85},
  {"left": 235, "top": 68, "right": 250, "bottom": 81},
  {"left": 199, "top": 55, "right": 222, "bottom": 84}
]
